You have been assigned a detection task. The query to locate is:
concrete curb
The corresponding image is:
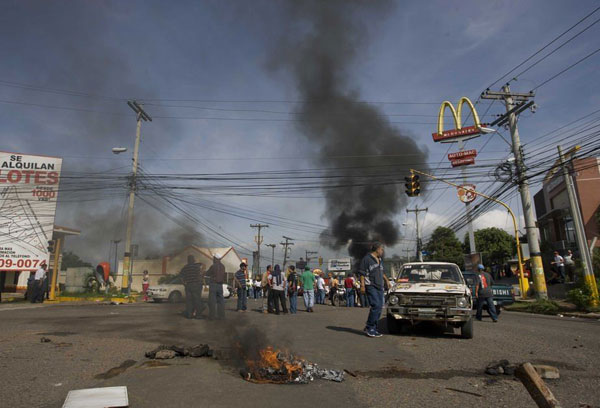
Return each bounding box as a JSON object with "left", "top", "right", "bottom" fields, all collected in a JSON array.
[{"left": 55, "top": 296, "right": 137, "bottom": 304}]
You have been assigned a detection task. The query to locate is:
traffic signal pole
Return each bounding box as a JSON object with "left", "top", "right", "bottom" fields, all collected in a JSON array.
[
  {"left": 410, "top": 168, "right": 530, "bottom": 298},
  {"left": 482, "top": 87, "right": 547, "bottom": 299}
]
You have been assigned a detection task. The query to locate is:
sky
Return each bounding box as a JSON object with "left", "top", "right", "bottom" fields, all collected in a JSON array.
[{"left": 1, "top": 0, "right": 599, "bottom": 269}]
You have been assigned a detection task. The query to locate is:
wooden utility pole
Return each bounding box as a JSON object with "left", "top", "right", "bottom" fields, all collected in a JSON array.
[
  {"left": 280, "top": 236, "right": 294, "bottom": 269},
  {"left": 250, "top": 224, "right": 268, "bottom": 276},
  {"left": 406, "top": 207, "right": 428, "bottom": 262}
]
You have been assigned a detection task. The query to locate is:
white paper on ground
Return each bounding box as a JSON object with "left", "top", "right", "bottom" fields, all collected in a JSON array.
[{"left": 62, "top": 386, "right": 128, "bottom": 408}]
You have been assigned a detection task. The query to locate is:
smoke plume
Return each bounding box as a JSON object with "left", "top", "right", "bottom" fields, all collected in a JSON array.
[{"left": 271, "top": 1, "right": 428, "bottom": 259}]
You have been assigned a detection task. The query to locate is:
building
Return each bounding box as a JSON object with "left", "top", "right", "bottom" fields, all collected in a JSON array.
[
  {"left": 534, "top": 157, "right": 600, "bottom": 252},
  {"left": 116, "top": 245, "right": 243, "bottom": 292}
]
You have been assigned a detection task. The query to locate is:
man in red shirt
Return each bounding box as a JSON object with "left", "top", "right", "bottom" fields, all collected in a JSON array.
[{"left": 344, "top": 273, "right": 356, "bottom": 307}]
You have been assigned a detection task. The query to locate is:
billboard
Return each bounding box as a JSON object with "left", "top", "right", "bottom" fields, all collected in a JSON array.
[
  {"left": 0, "top": 151, "right": 62, "bottom": 271},
  {"left": 327, "top": 258, "right": 352, "bottom": 272}
]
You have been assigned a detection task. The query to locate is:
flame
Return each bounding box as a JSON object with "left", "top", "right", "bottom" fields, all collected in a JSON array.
[{"left": 243, "top": 346, "right": 304, "bottom": 384}]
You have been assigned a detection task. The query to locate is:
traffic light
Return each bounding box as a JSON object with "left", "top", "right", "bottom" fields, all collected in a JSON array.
[
  {"left": 404, "top": 174, "right": 421, "bottom": 197},
  {"left": 47, "top": 240, "right": 56, "bottom": 253}
]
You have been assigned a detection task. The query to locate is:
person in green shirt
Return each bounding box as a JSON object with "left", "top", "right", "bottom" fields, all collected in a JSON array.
[{"left": 299, "top": 266, "right": 315, "bottom": 312}]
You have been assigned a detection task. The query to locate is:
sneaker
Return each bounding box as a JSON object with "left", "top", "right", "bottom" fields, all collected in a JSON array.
[
  {"left": 492, "top": 319, "right": 498, "bottom": 323},
  {"left": 366, "top": 329, "right": 380, "bottom": 338},
  {"left": 374, "top": 330, "right": 383, "bottom": 337}
]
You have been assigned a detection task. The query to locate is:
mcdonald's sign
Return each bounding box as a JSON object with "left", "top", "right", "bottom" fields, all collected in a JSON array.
[{"left": 432, "top": 97, "right": 483, "bottom": 143}]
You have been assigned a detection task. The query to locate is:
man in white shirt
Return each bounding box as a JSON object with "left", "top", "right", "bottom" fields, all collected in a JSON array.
[
  {"left": 551, "top": 251, "right": 566, "bottom": 283},
  {"left": 32, "top": 262, "right": 48, "bottom": 303},
  {"left": 316, "top": 274, "right": 325, "bottom": 305}
]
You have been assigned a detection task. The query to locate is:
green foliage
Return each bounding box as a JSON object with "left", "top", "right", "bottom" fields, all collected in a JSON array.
[
  {"left": 593, "top": 247, "right": 600, "bottom": 278},
  {"left": 567, "top": 278, "right": 600, "bottom": 312},
  {"left": 61, "top": 251, "right": 92, "bottom": 271},
  {"left": 464, "top": 227, "right": 516, "bottom": 265},
  {"left": 425, "top": 227, "right": 464, "bottom": 268},
  {"left": 158, "top": 274, "right": 176, "bottom": 284},
  {"left": 528, "top": 299, "right": 560, "bottom": 315}
]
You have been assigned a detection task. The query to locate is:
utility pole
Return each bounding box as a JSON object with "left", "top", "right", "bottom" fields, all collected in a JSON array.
[
  {"left": 482, "top": 86, "right": 547, "bottom": 299},
  {"left": 406, "top": 207, "right": 428, "bottom": 262},
  {"left": 305, "top": 250, "right": 318, "bottom": 265},
  {"left": 111, "top": 239, "right": 121, "bottom": 278},
  {"left": 266, "top": 244, "right": 276, "bottom": 270},
  {"left": 557, "top": 145, "right": 599, "bottom": 305},
  {"left": 280, "top": 236, "right": 294, "bottom": 269},
  {"left": 122, "top": 101, "right": 151, "bottom": 294},
  {"left": 458, "top": 138, "right": 477, "bottom": 255},
  {"left": 250, "top": 224, "right": 268, "bottom": 276},
  {"left": 403, "top": 247, "right": 412, "bottom": 263}
]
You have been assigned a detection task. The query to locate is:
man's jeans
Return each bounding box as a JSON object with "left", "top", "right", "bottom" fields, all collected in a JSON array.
[
  {"left": 476, "top": 296, "right": 498, "bottom": 321},
  {"left": 365, "top": 285, "right": 384, "bottom": 331},
  {"left": 346, "top": 288, "right": 355, "bottom": 307},
  {"left": 289, "top": 291, "right": 298, "bottom": 314},
  {"left": 185, "top": 282, "right": 204, "bottom": 318},
  {"left": 209, "top": 283, "right": 225, "bottom": 319},
  {"left": 303, "top": 289, "right": 315, "bottom": 310},
  {"left": 317, "top": 289, "right": 325, "bottom": 304},
  {"left": 236, "top": 287, "right": 247, "bottom": 311}
]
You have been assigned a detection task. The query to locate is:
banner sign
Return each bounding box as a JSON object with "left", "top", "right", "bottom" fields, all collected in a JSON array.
[
  {"left": 448, "top": 149, "right": 477, "bottom": 160},
  {"left": 432, "top": 97, "right": 483, "bottom": 143},
  {"left": 451, "top": 157, "right": 475, "bottom": 167},
  {"left": 0, "top": 151, "right": 62, "bottom": 271},
  {"left": 327, "top": 258, "right": 352, "bottom": 272}
]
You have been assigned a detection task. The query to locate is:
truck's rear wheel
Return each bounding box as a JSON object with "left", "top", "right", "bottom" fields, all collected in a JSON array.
[{"left": 461, "top": 318, "right": 474, "bottom": 339}]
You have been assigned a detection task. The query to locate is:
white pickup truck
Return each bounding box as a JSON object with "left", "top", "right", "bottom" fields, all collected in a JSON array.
[{"left": 385, "top": 262, "right": 474, "bottom": 339}]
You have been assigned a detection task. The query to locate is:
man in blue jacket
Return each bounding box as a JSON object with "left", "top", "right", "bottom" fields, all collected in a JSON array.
[{"left": 358, "top": 242, "right": 389, "bottom": 338}]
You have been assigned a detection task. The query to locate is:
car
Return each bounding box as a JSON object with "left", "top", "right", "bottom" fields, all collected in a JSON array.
[
  {"left": 385, "top": 262, "right": 474, "bottom": 339},
  {"left": 461, "top": 271, "right": 515, "bottom": 314},
  {"left": 147, "top": 276, "right": 231, "bottom": 303}
]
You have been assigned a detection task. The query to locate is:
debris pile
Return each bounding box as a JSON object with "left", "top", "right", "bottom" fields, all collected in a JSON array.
[
  {"left": 240, "top": 346, "right": 344, "bottom": 384},
  {"left": 145, "top": 344, "right": 214, "bottom": 360},
  {"left": 485, "top": 360, "right": 517, "bottom": 376}
]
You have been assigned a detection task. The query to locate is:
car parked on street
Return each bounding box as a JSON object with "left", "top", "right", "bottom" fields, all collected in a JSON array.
[
  {"left": 385, "top": 262, "right": 474, "bottom": 338},
  {"left": 147, "top": 275, "right": 231, "bottom": 303}
]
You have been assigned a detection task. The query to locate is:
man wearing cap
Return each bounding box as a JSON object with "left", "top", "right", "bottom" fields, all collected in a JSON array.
[
  {"left": 475, "top": 264, "right": 498, "bottom": 322},
  {"left": 32, "top": 262, "right": 48, "bottom": 303},
  {"left": 206, "top": 256, "right": 226, "bottom": 320},
  {"left": 180, "top": 255, "right": 205, "bottom": 319}
]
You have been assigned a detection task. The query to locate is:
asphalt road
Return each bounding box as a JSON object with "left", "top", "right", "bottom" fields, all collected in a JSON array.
[{"left": 1, "top": 298, "right": 599, "bottom": 408}]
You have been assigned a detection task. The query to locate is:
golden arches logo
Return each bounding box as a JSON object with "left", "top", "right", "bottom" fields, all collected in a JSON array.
[{"left": 432, "top": 97, "right": 482, "bottom": 142}]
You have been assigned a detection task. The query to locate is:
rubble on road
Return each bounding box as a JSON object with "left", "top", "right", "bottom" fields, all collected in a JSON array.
[
  {"left": 40, "top": 337, "right": 52, "bottom": 343},
  {"left": 485, "top": 360, "right": 517, "bottom": 376},
  {"left": 145, "top": 344, "right": 214, "bottom": 360},
  {"left": 533, "top": 364, "right": 560, "bottom": 380}
]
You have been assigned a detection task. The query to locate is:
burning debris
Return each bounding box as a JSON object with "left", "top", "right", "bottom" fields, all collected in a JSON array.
[{"left": 240, "top": 346, "right": 344, "bottom": 384}]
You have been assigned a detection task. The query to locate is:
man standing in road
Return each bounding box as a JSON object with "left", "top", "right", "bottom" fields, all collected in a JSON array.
[
  {"left": 344, "top": 273, "right": 356, "bottom": 308},
  {"left": 32, "top": 262, "right": 48, "bottom": 303},
  {"left": 475, "top": 264, "right": 498, "bottom": 322},
  {"left": 300, "top": 266, "right": 315, "bottom": 312},
  {"left": 206, "top": 256, "right": 226, "bottom": 320},
  {"left": 261, "top": 265, "right": 272, "bottom": 314},
  {"left": 316, "top": 273, "right": 325, "bottom": 304},
  {"left": 234, "top": 262, "right": 248, "bottom": 312},
  {"left": 359, "top": 243, "right": 386, "bottom": 338},
  {"left": 180, "top": 255, "right": 205, "bottom": 319}
]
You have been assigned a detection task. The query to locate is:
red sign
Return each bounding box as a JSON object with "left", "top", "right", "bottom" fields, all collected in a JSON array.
[
  {"left": 457, "top": 184, "right": 477, "bottom": 203},
  {"left": 451, "top": 157, "right": 475, "bottom": 167},
  {"left": 432, "top": 125, "right": 481, "bottom": 142},
  {"left": 448, "top": 149, "right": 477, "bottom": 160}
]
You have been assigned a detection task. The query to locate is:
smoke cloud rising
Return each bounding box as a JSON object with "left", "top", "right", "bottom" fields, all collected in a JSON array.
[{"left": 271, "top": 1, "right": 428, "bottom": 259}]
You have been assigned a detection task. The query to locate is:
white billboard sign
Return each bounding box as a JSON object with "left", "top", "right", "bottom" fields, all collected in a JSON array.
[
  {"left": 0, "top": 151, "right": 62, "bottom": 271},
  {"left": 327, "top": 258, "right": 352, "bottom": 272}
]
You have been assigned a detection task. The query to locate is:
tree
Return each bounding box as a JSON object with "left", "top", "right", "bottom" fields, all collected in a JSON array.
[
  {"left": 465, "top": 227, "right": 516, "bottom": 266},
  {"left": 61, "top": 251, "right": 92, "bottom": 271},
  {"left": 424, "top": 227, "right": 464, "bottom": 268}
]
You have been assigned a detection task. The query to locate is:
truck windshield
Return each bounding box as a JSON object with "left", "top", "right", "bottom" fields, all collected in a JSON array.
[{"left": 398, "top": 264, "right": 463, "bottom": 284}]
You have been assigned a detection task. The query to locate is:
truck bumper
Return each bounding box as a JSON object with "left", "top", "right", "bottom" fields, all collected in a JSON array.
[{"left": 386, "top": 306, "right": 472, "bottom": 323}]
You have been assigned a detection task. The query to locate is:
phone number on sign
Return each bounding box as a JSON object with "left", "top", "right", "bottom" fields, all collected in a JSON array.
[{"left": 0, "top": 259, "right": 42, "bottom": 268}]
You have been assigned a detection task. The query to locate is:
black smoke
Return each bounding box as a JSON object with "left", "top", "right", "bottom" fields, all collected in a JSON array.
[{"left": 271, "top": 1, "right": 428, "bottom": 259}]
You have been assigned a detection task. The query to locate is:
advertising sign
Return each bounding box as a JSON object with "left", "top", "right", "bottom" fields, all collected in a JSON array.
[
  {"left": 448, "top": 149, "right": 477, "bottom": 160},
  {"left": 0, "top": 151, "right": 62, "bottom": 271},
  {"left": 457, "top": 184, "right": 477, "bottom": 203},
  {"left": 327, "top": 258, "right": 352, "bottom": 272},
  {"left": 451, "top": 157, "right": 476, "bottom": 167},
  {"left": 432, "top": 97, "right": 483, "bottom": 143}
]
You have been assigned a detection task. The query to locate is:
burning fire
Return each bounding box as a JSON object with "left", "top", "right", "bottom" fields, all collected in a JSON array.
[{"left": 242, "top": 346, "right": 305, "bottom": 384}]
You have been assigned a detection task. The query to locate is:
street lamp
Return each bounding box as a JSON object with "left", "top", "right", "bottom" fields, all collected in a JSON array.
[{"left": 112, "top": 147, "right": 128, "bottom": 154}]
